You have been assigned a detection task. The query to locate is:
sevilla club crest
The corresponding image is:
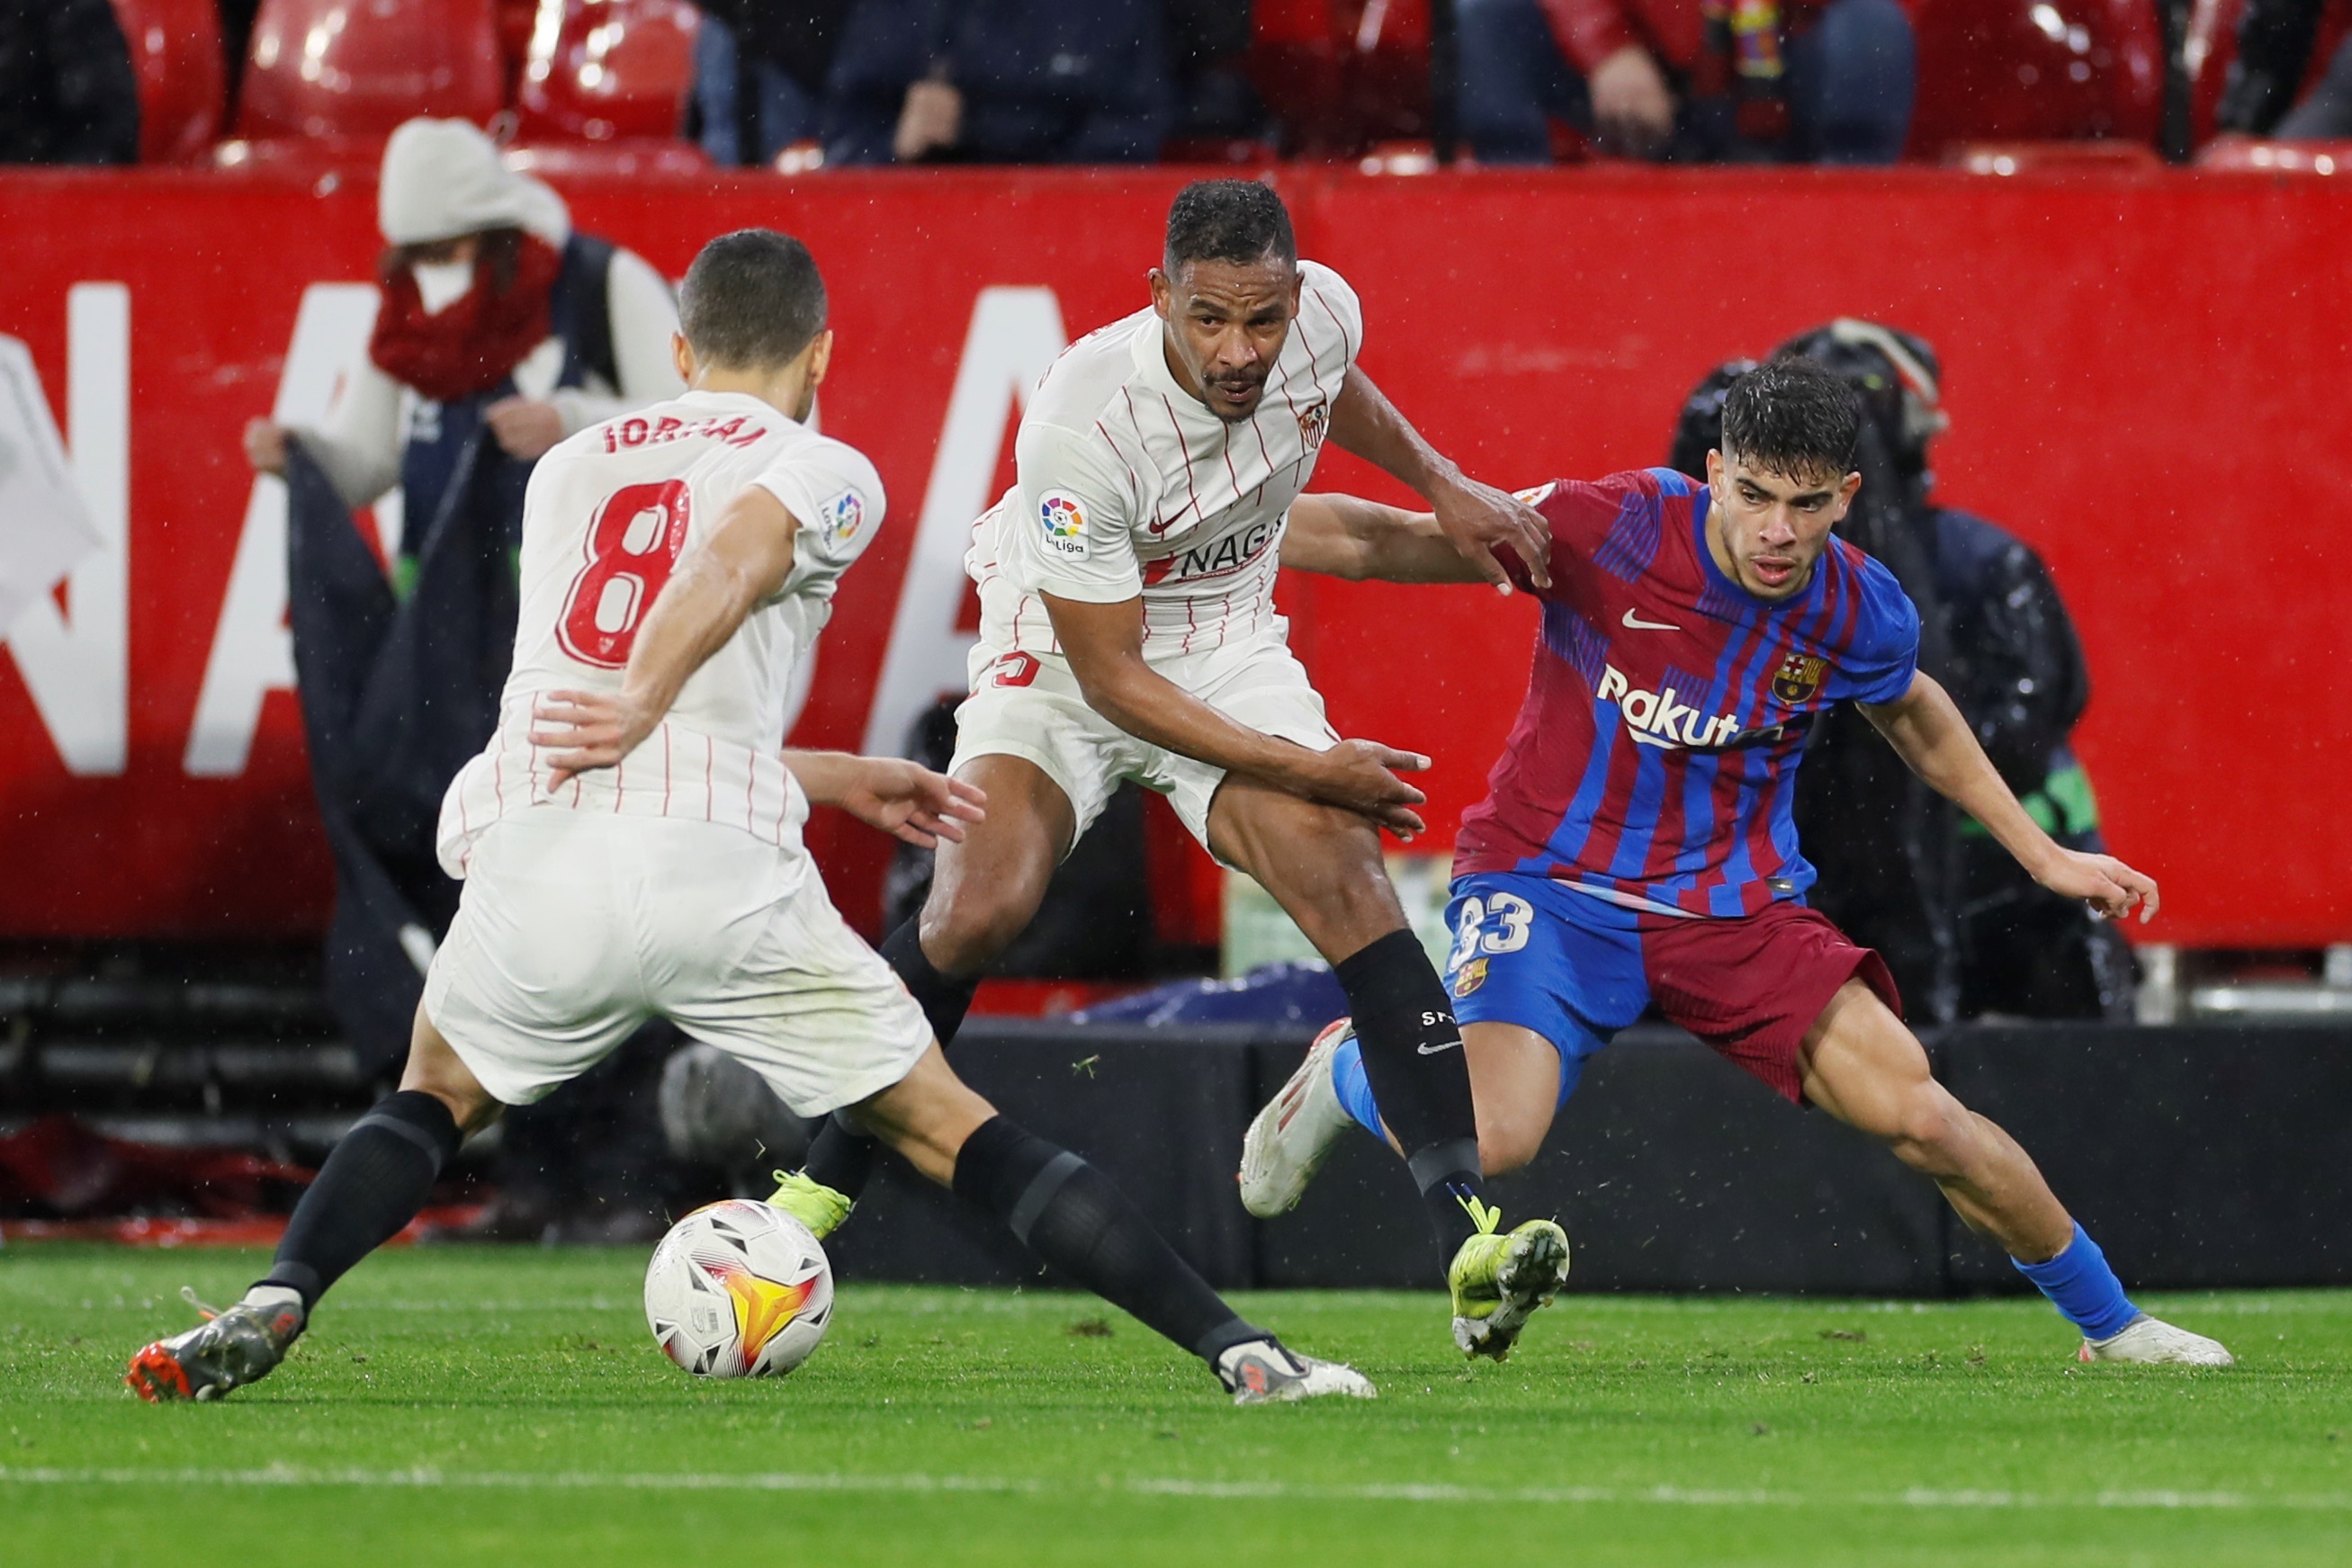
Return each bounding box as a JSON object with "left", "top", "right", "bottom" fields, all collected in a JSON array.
[
  {"left": 1297, "top": 400, "right": 1329, "bottom": 453},
  {"left": 1770, "top": 652, "right": 1827, "bottom": 705}
]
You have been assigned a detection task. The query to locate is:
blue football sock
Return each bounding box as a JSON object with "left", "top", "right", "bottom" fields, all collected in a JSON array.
[
  {"left": 1330, "top": 1032, "right": 1386, "bottom": 1140},
  {"left": 2013, "top": 1223, "right": 2141, "bottom": 1341}
]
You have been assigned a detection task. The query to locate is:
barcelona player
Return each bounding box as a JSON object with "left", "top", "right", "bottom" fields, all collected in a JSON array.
[{"left": 1243, "top": 357, "right": 2231, "bottom": 1366}]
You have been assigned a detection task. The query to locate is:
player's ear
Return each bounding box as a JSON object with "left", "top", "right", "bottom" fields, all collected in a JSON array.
[
  {"left": 671, "top": 331, "right": 695, "bottom": 384},
  {"left": 1148, "top": 265, "right": 1174, "bottom": 319},
  {"left": 1836, "top": 470, "right": 1863, "bottom": 509},
  {"left": 803, "top": 329, "right": 835, "bottom": 389}
]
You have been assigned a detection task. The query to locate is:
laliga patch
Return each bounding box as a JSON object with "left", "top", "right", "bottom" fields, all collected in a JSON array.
[
  {"left": 820, "top": 488, "right": 866, "bottom": 548},
  {"left": 1451, "top": 957, "right": 1490, "bottom": 999},
  {"left": 1514, "top": 482, "right": 1557, "bottom": 507},
  {"left": 1038, "top": 490, "right": 1089, "bottom": 560}
]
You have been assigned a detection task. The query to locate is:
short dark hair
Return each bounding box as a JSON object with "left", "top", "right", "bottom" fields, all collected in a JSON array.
[
  {"left": 1719, "top": 356, "right": 1863, "bottom": 480},
  {"left": 1164, "top": 179, "right": 1297, "bottom": 271},
  {"left": 678, "top": 228, "right": 826, "bottom": 370}
]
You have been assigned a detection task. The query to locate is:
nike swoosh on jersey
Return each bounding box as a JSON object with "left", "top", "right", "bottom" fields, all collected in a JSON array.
[
  {"left": 1416, "top": 1041, "right": 1463, "bottom": 1055},
  {"left": 1621, "top": 608, "right": 1682, "bottom": 632}
]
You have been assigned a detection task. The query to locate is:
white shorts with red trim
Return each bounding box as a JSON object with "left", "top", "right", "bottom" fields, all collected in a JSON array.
[
  {"left": 423, "top": 810, "right": 929, "bottom": 1115},
  {"left": 948, "top": 631, "right": 1340, "bottom": 861}
]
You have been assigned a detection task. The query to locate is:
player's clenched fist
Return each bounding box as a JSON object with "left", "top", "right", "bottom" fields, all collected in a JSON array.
[
  {"left": 1292, "top": 739, "right": 1431, "bottom": 838},
  {"left": 2031, "top": 847, "right": 2161, "bottom": 924}
]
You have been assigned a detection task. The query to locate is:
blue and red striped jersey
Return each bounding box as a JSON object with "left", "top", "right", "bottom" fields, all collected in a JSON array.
[{"left": 1453, "top": 468, "right": 1920, "bottom": 918}]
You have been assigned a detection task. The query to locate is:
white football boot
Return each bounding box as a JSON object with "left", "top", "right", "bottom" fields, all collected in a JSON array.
[
  {"left": 1238, "top": 1019, "right": 1360, "bottom": 1218},
  {"left": 2080, "top": 1315, "right": 2236, "bottom": 1366},
  {"left": 1215, "top": 1338, "right": 1378, "bottom": 1404}
]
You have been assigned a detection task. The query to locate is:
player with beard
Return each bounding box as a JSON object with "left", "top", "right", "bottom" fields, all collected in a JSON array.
[
  {"left": 776, "top": 180, "right": 1574, "bottom": 1359},
  {"left": 1244, "top": 357, "right": 2232, "bottom": 1366}
]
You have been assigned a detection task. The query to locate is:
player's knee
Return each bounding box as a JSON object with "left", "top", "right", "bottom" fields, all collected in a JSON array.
[
  {"left": 1882, "top": 1085, "right": 1973, "bottom": 1174},
  {"left": 920, "top": 874, "right": 1043, "bottom": 973},
  {"left": 1477, "top": 1116, "right": 1546, "bottom": 1177}
]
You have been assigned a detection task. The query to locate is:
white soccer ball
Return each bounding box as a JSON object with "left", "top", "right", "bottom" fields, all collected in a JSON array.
[{"left": 643, "top": 1199, "right": 834, "bottom": 1379}]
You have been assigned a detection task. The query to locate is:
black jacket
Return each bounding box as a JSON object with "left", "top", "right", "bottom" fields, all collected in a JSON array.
[{"left": 0, "top": 0, "right": 140, "bottom": 166}]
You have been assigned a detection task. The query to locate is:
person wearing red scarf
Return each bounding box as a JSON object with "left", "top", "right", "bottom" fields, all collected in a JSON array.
[{"left": 243, "top": 118, "right": 682, "bottom": 561}]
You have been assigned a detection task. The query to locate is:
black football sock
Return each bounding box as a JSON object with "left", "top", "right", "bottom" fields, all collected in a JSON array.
[
  {"left": 952, "top": 1115, "right": 1261, "bottom": 1366},
  {"left": 1333, "top": 927, "right": 1488, "bottom": 1257},
  {"left": 256, "top": 1090, "right": 462, "bottom": 1312},
  {"left": 880, "top": 917, "right": 983, "bottom": 1045},
  {"left": 803, "top": 919, "right": 983, "bottom": 1199}
]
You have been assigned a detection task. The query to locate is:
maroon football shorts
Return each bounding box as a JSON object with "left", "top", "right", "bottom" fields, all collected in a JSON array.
[{"left": 1638, "top": 899, "right": 1902, "bottom": 1104}]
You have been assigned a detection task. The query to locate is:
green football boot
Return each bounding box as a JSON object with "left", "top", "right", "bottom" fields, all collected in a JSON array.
[
  {"left": 766, "top": 1169, "right": 855, "bottom": 1241},
  {"left": 1447, "top": 1196, "right": 1570, "bottom": 1360}
]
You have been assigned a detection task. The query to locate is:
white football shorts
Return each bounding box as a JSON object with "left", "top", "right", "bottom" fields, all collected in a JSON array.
[
  {"left": 422, "top": 809, "right": 931, "bottom": 1115},
  {"left": 949, "top": 630, "right": 1341, "bottom": 860}
]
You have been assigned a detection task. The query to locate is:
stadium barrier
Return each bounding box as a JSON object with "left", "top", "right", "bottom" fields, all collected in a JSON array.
[
  {"left": 3, "top": 166, "right": 2347, "bottom": 953},
  {"left": 830, "top": 1020, "right": 2352, "bottom": 1295}
]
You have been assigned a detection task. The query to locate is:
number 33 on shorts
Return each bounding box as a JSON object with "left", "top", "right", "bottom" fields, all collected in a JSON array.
[{"left": 1446, "top": 891, "right": 1533, "bottom": 998}]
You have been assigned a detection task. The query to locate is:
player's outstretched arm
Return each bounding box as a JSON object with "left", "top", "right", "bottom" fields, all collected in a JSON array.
[
  {"left": 1041, "top": 590, "right": 1432, "bottom": 836},
  {"left": 534, "top": 487, "right": 799, "bottom": 787},
  {"left": 1861, "top": 672, "right": 2159, "bottom": 923},
  {"left": 783, "top": 751, "right": 986, "bottom": 848},
  {"left": 1281, "top": 495, "right": 1496, "bottom": 585},
  {"left": 1324, "top": 366, "right": 1552, "bottom": 589}
]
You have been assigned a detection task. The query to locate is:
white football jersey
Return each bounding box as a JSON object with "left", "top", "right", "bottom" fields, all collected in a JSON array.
[
  {"left": 436, "top": 389, "right": 884, "bottom": 875},
  {"left": 968, "top": 259, "right": 1363, "bottom": 663}
]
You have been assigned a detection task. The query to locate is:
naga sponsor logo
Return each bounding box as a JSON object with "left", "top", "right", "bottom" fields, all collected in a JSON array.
[
  {"left": 1595, "top": 663, "right": 1766, "bottom": 750},
  {"left": 1142, "top": 516, "right": 1279, "bottom": 586}
]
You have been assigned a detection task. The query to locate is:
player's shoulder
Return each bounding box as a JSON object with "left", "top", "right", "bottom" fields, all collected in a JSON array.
[
  {"left": 1295, "top": 258, "right": 1362, "bottom": 351},
  {"left": 1826, "top": 535, "right": 1920, "bottom": 650},
  {"left": 1028, "top": 307, "right": 1156, "bottom": 432},
  {"left": 1527, "top": 466, "right": 1695, "bottom": 526}
]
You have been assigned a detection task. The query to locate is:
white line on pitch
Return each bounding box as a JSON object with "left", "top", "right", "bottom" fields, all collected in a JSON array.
[{"left": 1, "top": 1466, "right": 2347, "bottom": 1511}]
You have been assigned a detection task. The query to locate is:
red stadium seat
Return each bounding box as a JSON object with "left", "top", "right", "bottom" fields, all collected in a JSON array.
[
  {"left": 1249, "top": 0, "right": 1432, "bottom": 158},
  {"left": 1906, "top": 0, "right": 2163, "bottom": 157},
  {"left": 235, "top": 0, "right": 507, "bottom": 142},
  {"left": 515, "top": 0, "right": 701, "bottom": 144},
  {"left": 111, "top": 0, "right": 226, "bottom": 163}
]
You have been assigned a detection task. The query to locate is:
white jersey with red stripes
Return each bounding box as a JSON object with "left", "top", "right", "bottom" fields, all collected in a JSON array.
[
  {"left": 968, "top": 259, "right": 1363, "bottom": 664},
  {"left": 435, "top": 389, "right": 884, "bottom": 876}
]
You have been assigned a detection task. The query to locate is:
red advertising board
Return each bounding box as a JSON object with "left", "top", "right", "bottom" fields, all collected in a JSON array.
[{"left": 2, "top": 165, "right": 2347, "bottom": 947}]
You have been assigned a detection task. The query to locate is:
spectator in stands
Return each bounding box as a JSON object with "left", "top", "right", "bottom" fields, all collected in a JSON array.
[
  {"left": 821, "top": 0, "right": 1176, "bottom": 164},
  {"left": 2219, "top": 0, "right": 2352, "bottom": 138},
  {"left": 0, "top": 0, "right": 140, "bottom": 165},
  {"left": 687, "top": 0, "right": 851, "bottom": 165},
  {"left": 1457, "top": 0, "right": 1914, "bottom": 164},
  {"left": 245, "top": 120, "right": 681, "bottom": 526}
]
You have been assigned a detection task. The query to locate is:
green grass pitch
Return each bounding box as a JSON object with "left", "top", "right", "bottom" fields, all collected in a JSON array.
[{"left": 5, "top": 1246, "right": 2348, "bottom": 1567}]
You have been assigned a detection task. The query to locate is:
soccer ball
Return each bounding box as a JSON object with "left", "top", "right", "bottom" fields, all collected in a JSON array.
[{"left": 643, "top": 1199, "right": 834, "bottom": 1378}]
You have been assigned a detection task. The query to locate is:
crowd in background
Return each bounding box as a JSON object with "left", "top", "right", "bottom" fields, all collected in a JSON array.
[{"left": 6, "top": 0, "right": 2352, "bottom": 171}]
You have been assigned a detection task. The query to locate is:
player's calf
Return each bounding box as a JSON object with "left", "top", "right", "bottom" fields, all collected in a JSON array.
[{"left": 858, "top": 1048, "right": 1374, "bottom": 1402}]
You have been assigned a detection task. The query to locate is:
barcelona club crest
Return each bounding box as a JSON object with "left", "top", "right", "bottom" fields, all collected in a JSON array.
[
  {"left": 1451, "top": 957, "right": 1490, "bottom": 999},
  {"left": 1771, "top": 652, "right": 1827, "bottom": 706},
  {"left": 1297, "top": 400, "right": 1330, "bottom": 453}
]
